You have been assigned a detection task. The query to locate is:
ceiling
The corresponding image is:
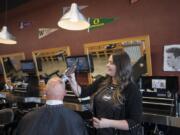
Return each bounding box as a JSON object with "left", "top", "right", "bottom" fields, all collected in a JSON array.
[
  {"left": 0, "top": 0, "right": 139, "bottom": 13},
  {"left": 0, "top": 0, "right": 31, "bottom": 13}
]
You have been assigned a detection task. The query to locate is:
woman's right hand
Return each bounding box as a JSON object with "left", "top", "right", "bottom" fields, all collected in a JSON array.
[
  {"left": 68, "top": 73, "right": 76, "bottom": 84},
  {"left": 68, "top": 73, "right": 81, "bottom": 96}
]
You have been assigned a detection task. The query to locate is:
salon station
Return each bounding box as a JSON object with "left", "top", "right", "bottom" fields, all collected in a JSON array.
[{"left": 0, "top": 0, "right": 180, "bottom": 135}]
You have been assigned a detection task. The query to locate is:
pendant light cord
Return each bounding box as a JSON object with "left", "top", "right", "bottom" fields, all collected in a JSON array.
[{"left": 5, "top": 0, "right": 8, "bottom": 25}]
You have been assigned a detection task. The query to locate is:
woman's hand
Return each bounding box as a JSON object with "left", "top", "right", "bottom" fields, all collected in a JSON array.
[
  {"left": 93, "top": 117, "right": 129, "bottom": 130},
  {"left": 93, "top": 117, "right": 111, "bottom": 128},
  {"left": 67, "top": 73, "right": 81, "bottom": 96},
  {"left": 68, "top": 73, "right": 76, "bottom": 84}
]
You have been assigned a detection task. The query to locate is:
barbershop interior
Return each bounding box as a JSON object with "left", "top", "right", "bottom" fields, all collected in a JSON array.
[{"left": 0, "top": 0, "right": 180, "bottom": 135}]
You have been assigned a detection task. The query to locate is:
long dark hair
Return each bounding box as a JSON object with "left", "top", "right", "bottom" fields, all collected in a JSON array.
[
  {"left": 90, "top": 49, "right": 133, "bottom": 107},
  {"left": 113, "top": 49, "right": 132, "bottom": 85},
  {"left": 102, "top": 49, "right": 132, "bottom": 104}
]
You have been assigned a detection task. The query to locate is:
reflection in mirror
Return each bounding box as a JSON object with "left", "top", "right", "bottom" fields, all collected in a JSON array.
[
  {"left": 32, "top": 47, "right": 71, "bottom": 81},
  {"left": 0, "top": 52, "right": 25, "bottom": 83},
  {"left": 0, "top": 62, "right": 4, "bottom": 90},
  {"left": 84, "top": 35, "right": 152, "bottom": 83}
]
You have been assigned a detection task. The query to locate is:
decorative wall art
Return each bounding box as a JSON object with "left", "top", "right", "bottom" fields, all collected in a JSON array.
[
  {"left": 38, "top": 28, "right": 58, "bottom": 39},
  {"left": 163, "top": 44, "right": 180, "bottom": 71}
]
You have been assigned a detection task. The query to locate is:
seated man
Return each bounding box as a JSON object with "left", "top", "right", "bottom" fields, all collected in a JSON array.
[{"left": 15, "top": 77, "right": 88, "bottom": 135}]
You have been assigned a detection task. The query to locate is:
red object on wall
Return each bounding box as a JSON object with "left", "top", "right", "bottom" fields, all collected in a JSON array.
[{"left": 130, "top": 0, "right": 140, "bottom": 4}]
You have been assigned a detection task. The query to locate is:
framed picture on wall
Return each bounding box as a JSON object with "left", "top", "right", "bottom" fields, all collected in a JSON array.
[{"left": 163, "top": 44, "right": 180, "bottom": 71}]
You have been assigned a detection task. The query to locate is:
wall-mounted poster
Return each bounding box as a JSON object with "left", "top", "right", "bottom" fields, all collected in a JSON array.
[
  {"left": 152, "top": 79, "right": 166, "bottom": 89},
  {"left": 164, "top": 45, "right": 180, "bottom": 71}
]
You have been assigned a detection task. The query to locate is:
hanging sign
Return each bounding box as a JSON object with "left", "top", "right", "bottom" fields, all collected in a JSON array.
[
  {"left": 88, "top": 18, "right": 116, "bottom": 31},
  {"left": 38, "top": 28, "right": 58, "bottom": 39},
  {"left": 19, "top": 20, "right": 32, "bottom": 29}
]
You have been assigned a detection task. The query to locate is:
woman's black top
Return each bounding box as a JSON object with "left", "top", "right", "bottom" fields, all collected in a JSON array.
[{"left": 81, "top": 77, "right": 142, "bottom": 135}]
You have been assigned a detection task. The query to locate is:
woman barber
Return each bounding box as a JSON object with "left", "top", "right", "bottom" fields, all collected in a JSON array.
[{"left": 68, "top": 49, "right": 142, "bottom": 135}]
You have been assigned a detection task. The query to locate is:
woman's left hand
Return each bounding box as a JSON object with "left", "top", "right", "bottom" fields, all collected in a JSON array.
[{"left": 93, "top": 117, "right": 111, "bottom": 128}]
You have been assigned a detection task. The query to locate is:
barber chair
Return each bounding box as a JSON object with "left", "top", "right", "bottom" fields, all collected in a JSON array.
[
  {"left": 0, "top": 108, "right": 14, "bottom": 135},
  {"left": 0, "top": 98, "right": 6, "bottom": 108}
]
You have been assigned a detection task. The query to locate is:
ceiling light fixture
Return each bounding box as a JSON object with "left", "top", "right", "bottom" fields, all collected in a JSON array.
[
  {"left": 57, "top": 3, "right": 90, "bottom": 31},
  {"left": 0, "top": 0, "right": 17, "bottom": 45}
]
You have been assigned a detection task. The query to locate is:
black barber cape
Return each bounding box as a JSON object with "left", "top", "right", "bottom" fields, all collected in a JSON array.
[{"left": 16, "top": 105, "right": 88, "bottom": 135}]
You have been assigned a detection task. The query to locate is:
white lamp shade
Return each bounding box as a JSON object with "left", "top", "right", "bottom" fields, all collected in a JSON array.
[
  {"left": 0, "top": 26, "right": 17, "bottom": 45},
  {"left": 57, "top": 3, "right": 90, "bottom": 31}
]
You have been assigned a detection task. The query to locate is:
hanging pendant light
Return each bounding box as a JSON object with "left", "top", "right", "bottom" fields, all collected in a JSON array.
[
  {"left": 57, "top": 3, "right": 90, "bottom": 31},
  {"left": 0, "top": 26, "right": 17, "bottom": 44},
  {"left": 0, "top": 0, "right": 17, "bottom": 45}
]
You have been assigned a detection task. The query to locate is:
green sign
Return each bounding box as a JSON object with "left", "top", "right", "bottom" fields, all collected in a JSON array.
[{"left": 88, "top": 18, "right": 116, "bottom": 31}]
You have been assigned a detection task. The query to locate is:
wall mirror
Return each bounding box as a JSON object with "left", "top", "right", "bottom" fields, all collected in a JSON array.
[
  {"left": 84, "top": 35, "right": 152, "bottom": 83},
  {"left": 32, "top": 46, "right": 71, "bottom": 81},
  {"left": 0, "top": 62, "right": 4, "bottom": 90},
  {"left": 0, "top": 52, "right": 25, "bottom": 83}
]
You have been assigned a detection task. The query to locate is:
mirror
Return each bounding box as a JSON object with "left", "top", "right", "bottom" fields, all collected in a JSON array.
[
  {"left": 0, "top": 62, "right": 5, "bottom": 90},
  {"left": 0, "top": 52, "right": 25, "bottom": 83},
  {"left": 32, "top": 46, "right": 71, "bottom": 81},
  {"left": 84, "top": 35, "right": 152, "bottom": 83}
]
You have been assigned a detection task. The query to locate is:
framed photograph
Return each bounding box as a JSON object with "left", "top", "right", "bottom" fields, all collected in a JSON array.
[
  {"left": 152, "top": 79, "right": 166, "bottom": 89},
  {"left": 163, "top": 45, "right": 180, "bottom": 71}
]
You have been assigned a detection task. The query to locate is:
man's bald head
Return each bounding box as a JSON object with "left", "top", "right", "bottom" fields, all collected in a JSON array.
[{"left": 46, "top": 77, "right": 66, "bottom": 100}]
